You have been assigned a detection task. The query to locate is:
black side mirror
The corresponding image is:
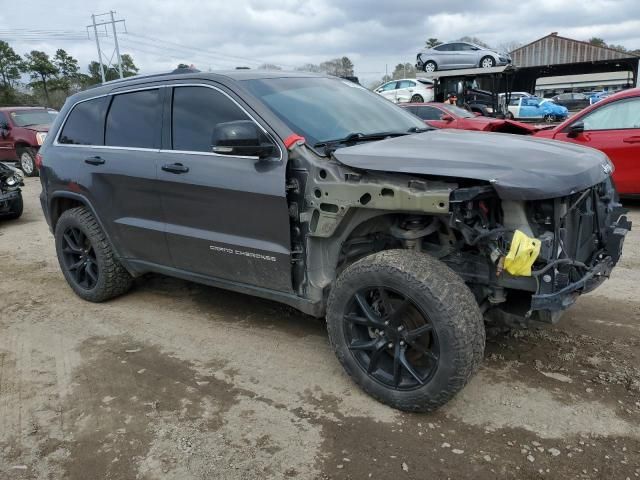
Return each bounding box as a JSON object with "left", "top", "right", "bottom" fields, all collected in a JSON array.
[
  {"left": 211, "top": 120, "right": 276, "bottom": 159},
  {"left": 0, "top": 122, "right": 10, "bottom": 131},
  {"left": 567, "top": 122, "right": 585, "bottom": 138}
]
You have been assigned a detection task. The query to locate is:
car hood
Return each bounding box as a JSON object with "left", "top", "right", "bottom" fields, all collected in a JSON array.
[
  {"left": 24, "top": 124, "right": 49, "bottom": 132},
  {"left": 332, "top": 129, "right": 611, "bottom": 200}
]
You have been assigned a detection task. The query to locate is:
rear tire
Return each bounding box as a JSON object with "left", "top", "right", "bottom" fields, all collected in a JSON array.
[
  {"left": 423, "top": 61, "right": 437, "bottom": 73},
  {"left": 505, "top": 111, "right": 514, "bottom": 120},
  {"left": 410, "top": 94, "right": 424, "bottom": 103},
  {"left": 326, "top": 250, "right": 485, "bottom": 412},
  {"left": 17, "top": 147, "right": 38, "bottom": 177},
  {"left": 55, "top": 206, "right": 133, "bottom": 302}
]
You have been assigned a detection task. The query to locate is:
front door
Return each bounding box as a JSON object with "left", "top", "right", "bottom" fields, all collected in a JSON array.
[
  {"left": 378, "top": 81, "right": 399, "bottom": 102},
  {"left": 553, "top": 96, "right": 640, "bottom": 195},
  {"left": 157, "top": 84, "right": 293, "bottom": 292}
]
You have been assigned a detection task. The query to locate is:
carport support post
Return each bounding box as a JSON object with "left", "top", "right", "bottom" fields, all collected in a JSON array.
[{"left": 91, "top": 15, "right": 106, "bottom": 84}]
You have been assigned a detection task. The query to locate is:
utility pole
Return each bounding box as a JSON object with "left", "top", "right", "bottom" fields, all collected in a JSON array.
[
  {"left": 90, "top": 14, "right": 105, "bottom": 83},
  {"left": 87, "top": 12, "right": 127, "bottom": 83},
  {"left": 110, "top": 11, "right": 124, "bottom": 79}
]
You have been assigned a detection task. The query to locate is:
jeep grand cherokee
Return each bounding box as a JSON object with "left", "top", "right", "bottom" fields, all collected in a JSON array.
[{"left": 38, "top": 71, "right": 630, "bottom": 412}]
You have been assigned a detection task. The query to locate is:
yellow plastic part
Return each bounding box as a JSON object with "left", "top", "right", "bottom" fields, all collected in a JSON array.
[{"left": 503, "top": 230, "right": 541, "bottom": 277}]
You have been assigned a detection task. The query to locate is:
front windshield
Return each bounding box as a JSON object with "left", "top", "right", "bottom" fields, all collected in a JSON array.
[
  {"left": 243, "top": 77, "right": 426, "bottom": 146},
  {"left": 441, "top": 104, "right": 474, "bottom": 118},
  {"left": 10, "top": 110, "right": 57, "bottom": 127}
]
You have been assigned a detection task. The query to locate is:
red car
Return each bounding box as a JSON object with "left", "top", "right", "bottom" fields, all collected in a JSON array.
[
  {"left": 535, "top": 88, "right": 640, "bottom": 197},
  {"left": 0, "top": 107, "right": 57, "bottom": 177},
  {"left": 400, "top": 102, "right": 538, "bottom": 135}
]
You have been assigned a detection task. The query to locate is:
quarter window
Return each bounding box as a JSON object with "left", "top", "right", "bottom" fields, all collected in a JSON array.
[
  {"left": 580, "top": 98, "right": 640, "bottom": 131},
  {"left": 105, "top": 89, "right": 161, "bottom": 149},
  {"left": 58, "top": 97, "right": 108, "bottom": 145},
  {"left": 171, "top": 86, "right": 252, "bottom": 152}
]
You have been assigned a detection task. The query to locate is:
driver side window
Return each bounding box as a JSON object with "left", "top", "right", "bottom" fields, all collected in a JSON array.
[
  {"left": 381, "top": 82, "right": 398, "bottom": 92},
  {"left": 171, "top": 86, "right": 252, "bottom": 152},
  {"left": 580, "top": 98, "right": 640, "bottom": 131}
]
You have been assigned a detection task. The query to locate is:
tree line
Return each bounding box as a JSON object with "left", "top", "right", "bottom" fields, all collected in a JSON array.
[{"left": 0, "top": 39, "right": 139, "bottom": 109}]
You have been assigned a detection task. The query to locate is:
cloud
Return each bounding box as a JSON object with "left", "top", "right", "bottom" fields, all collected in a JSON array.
[{"left": 1, "top": 0, "right": 639, "bottom": 84}]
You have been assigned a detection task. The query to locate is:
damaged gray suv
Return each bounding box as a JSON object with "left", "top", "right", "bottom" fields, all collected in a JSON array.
[{"left": 38, "top": 71, "right": 630, "bottom": 412}]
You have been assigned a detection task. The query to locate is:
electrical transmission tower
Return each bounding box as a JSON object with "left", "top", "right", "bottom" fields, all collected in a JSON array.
[{"left": 87, "top": 11, "right": 127, "bottom": 83}]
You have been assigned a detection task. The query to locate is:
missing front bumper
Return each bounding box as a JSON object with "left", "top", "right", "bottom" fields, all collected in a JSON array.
[{"left": 530, "top": 213, "right": 631, "bottom": 313}]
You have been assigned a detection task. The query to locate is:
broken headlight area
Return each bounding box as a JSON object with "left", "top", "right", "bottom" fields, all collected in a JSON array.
[{"left": 445, "top": 179, "right": 631, "bottom": 326}]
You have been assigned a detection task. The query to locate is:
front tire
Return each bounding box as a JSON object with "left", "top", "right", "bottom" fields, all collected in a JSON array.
[
  {"left": 326, "top": 250, "right": 485, "bottom": 412},
  {"left": 410, "top": 94, "right": 424, "bottom": 103},
  {"left": 55, "top": 206, "right": 133, "bottom": 302},
  {"left": 480, "top": 56, "right": 495, "bottom": 68},
  {"left": 423, "top": 61, "right": 437, "bottom": 73},
  {"left": 17, "top": 147, "right": 38, "bottom": 177},
  {"left": 505, "top": 111, "right": 514, "bottom": 120}
]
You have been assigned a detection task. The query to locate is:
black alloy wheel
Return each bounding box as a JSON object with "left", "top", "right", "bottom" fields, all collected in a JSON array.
[
  {"left": 344, "top": 286, "right": 439, "bottom": 390},
  {"left": 60, "top": 226, "right": 99, "bottom": 290}
]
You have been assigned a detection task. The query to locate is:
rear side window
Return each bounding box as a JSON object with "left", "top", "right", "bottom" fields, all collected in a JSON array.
[
  {"left": 58, "top": 97, "right": 108, "bottom": 145},
  {"left": 105, "top": 89, "right": 161, "bottom": 148},
  {"left": 171, "top": 86, "right": 251, "bottom": 152}
]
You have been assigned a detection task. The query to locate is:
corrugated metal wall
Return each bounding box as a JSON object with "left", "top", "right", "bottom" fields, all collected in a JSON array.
[{"left": 511, "top": 35, "right": 633, "bottom": 67}]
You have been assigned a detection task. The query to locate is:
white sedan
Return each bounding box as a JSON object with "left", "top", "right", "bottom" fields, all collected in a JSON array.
[{"left": 374, "top": 78, "right": 435, "bottom": 103}]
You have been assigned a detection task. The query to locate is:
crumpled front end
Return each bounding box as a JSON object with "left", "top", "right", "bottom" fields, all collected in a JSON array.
[
  {"left": 527, "top": 177, "right": 630, "bottom": 314},
  {"left": 443, "top": 176, "right": 631, "bottom": 326}
]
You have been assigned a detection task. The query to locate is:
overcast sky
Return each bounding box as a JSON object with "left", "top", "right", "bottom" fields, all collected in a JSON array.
[{"left": 2, "top": 0, "right": 640, "bottom": 85}]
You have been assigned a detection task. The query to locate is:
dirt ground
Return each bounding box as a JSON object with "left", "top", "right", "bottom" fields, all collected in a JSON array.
[{"left": 0, "top": 178, "right": 639, "bottom": 480}]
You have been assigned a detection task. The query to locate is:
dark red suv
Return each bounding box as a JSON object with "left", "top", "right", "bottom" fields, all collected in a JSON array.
[{"left": 0, "top": 107, "right": 57, "bottom": 176}]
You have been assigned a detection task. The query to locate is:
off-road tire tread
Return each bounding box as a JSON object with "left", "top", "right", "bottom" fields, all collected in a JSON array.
[
  {"left": 326, "top": 249, "right": 485, "bottom": 412},
  {"left": 55, "top": 206, "right": 133, "bottom": 302}
]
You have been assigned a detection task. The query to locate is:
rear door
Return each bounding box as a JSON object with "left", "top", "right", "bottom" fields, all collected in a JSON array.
[
  {"left": 157, "top": 83, "right": 293, "bottom": 292},
  {"left": 395, "top": 80, "right": 416, "bottom": 103},
  {"left": 553, "top": 96, "right": 640, "bottom": 195},
  {"left": 55, "top": 87, "right": 170, "bottom": 264}
]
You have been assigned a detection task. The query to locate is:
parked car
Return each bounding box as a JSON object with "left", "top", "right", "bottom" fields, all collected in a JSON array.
[
  {"left": 400, "top": 102, "right": 538, "bottom": 134},
  {"left": 39, "top": 70, "right": 630, "bottom": 413},
  {"left": 416, "top": 42, "right": 511, "bottom": 72},
  {"left": 505, "top": 96, "right": 568, "bottom": 122},
  {"left": 535, "top": 88, "right": 640, "bottom": 196},
  {"left": 551, "top": 92, "right": 590, "bottom": 111},
  {"left": 0, "top": 162, "right": 23, "bottom": 220},
  {"left": 588, "top": 91, "right": 612, "bottom": 105},
  {"left": 0, "top": 107, "right": 57, "bottom": 177},
  {"left": 374, "top": 78, "right": 434, "bottom": 103}
]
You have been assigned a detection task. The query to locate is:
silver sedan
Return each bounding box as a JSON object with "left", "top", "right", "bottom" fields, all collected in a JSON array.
[{"left": 416, "top": 42, "right": 511, "bottom": 72}]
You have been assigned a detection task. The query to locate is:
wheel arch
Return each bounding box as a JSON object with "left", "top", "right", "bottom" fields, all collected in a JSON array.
[
  {"left": 48, "top": 192, "right": 126, "bottom": 268},
  {"left": 305, "top": 208, "right": 444, "bottom": 309}
]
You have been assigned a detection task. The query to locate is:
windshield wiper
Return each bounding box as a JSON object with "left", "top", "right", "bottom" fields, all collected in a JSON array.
[{"left": 313, "top": 130, "right": 413, "bottom": 150}]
